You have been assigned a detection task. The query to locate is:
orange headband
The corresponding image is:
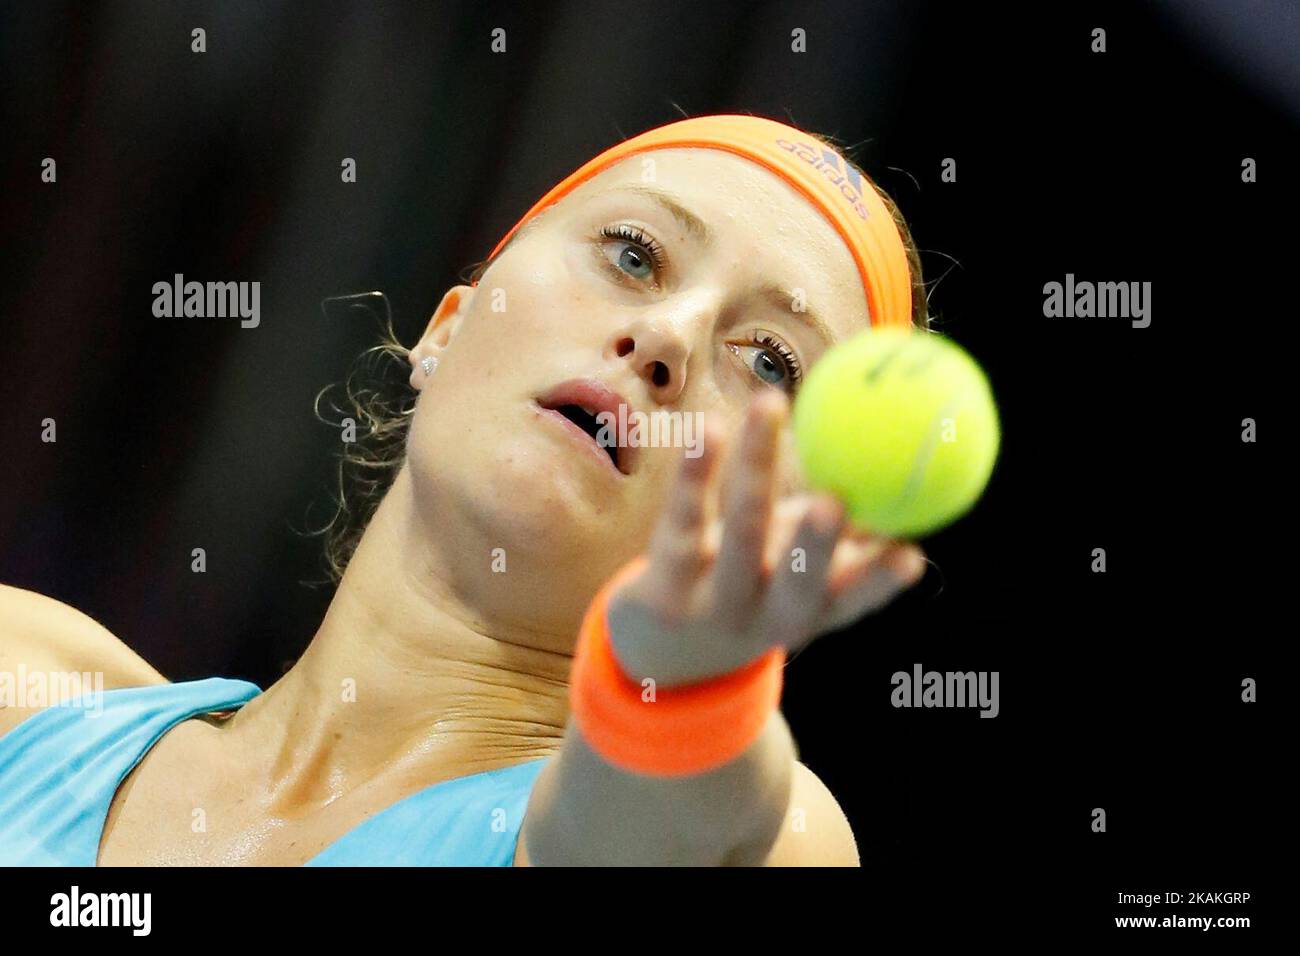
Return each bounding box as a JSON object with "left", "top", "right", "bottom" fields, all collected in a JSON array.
[{"left": 478, "top": 114, "right": 913, "bottom": 329}]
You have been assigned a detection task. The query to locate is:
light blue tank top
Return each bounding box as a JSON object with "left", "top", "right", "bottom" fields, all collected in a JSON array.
[{"left": 0, "top": 677, "right": 547, "bottom": 866}]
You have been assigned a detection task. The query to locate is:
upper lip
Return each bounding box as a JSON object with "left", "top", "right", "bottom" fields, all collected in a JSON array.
[{"left": 534, "top": 378, "right": 637, "bottom": 475}]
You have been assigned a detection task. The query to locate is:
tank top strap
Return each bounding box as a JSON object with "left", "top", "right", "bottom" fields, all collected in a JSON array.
[{"left": 0, "top": 677, "right": 262, "bottom": 865}]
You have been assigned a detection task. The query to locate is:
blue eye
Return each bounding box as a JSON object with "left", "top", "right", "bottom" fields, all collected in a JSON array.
[
  {"left": 598, "top": 224, "right": 666, "bottom": 282},
  {"left": 612, "top": 243, "right": 654, "bottom": 280},
  {"left": 728, "top": 332, "right": 803, "bottom": 392},
  {"left": 734, "top": 345, "right": 785, "bottom": 385}
]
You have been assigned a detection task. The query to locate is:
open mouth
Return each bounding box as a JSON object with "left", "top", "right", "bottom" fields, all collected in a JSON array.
[
  {"left": 553, "top": 404, "right": 619, "bottom": 469},
  {"left": 534, "top": 379, "right": 634, "bottom": 476}
]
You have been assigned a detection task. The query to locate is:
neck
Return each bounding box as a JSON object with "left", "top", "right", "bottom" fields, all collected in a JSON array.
[{"left": 223, "top": 467, "right": 572, "bottom": 815}]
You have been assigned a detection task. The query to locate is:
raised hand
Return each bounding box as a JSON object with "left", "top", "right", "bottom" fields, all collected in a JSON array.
[{"left": 607, "top": 388, "right": 927, "bottom": 687}]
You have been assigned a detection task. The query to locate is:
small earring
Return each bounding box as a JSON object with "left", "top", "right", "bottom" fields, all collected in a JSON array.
[{"left": 420, "top": 356, "right": 438, "bottom": 376}]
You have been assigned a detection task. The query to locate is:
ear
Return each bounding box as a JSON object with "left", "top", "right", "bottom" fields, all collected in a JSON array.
[{"left": 409, "top": 285, "right": 473, "bottom": 388}]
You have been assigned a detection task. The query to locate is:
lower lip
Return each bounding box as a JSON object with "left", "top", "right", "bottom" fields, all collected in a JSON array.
[{"left": 532, "top": 402, "right": 624, "bottom": 477}]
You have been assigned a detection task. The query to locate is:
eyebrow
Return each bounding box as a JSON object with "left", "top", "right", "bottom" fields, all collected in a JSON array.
[
  {"left": 592, "top": 184, "right": 714, "bottom": 246},
  {"left": 757, "top": 284, "right": 835, "bottom": 348}
]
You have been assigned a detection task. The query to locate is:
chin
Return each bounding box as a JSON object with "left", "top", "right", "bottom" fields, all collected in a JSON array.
[
  {"left": 408, "top": 402, "right": 654, "bottom": 580},
  {"left": 486, "top": 458, "right": 621, "bottom": 553}
]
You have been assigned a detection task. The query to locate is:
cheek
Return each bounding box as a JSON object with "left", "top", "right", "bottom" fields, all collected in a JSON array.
[
  {"left": 484, "top": 241, "right": 606, "bottom": 339},
  {"left": 403, "top": 386, "right": 493, "bottom": 497}
]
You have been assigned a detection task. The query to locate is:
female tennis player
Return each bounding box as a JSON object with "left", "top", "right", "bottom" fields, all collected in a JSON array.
[{"left": 0, "top": 114, "right": 930, "bottom": 866}]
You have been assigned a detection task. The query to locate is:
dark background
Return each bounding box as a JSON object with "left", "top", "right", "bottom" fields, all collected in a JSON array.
[{"left": 0, "top": 0, "right": 1288, "bottom": 905}]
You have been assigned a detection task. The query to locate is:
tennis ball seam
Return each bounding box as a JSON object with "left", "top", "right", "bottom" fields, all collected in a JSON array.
[{"left": 893, "top": 389, "right": 968, "bottom": 515}]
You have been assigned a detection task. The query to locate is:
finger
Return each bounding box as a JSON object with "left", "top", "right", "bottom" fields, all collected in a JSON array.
[
  {"left": 818, "top": 529, "right": 892, "bottom": 586},
  {"left": 645, "top": 416, "right": 726, "bottom": 594},
  {"left": 712, "top": 389, "right": 787, "bottom": 615},
  {"left": 755, "top": 493, "right": 832, "bottom": 572},
  {"left": 822, "top": 541, "right": 926, "bottom": 632},
  {"left": 756, "top": 494, "right": 846, "bottom": 648}
]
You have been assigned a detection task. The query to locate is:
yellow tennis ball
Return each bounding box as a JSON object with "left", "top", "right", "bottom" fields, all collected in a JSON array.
[{"left": 792, "top": 327, "right": 1000, "bottom": 538}]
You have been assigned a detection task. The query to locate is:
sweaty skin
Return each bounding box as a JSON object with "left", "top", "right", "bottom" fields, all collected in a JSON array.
[{"left": 1, "top": 148, "right": 925, "bottom": 865}]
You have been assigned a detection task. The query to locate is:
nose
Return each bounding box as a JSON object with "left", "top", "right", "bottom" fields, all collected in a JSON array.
[{"left": 611, "top": 317, "right": 692, "bottom": 404}]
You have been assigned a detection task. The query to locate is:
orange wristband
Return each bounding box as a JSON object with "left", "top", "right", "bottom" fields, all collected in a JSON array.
[{"left": 569, "top": 557, "right": 786, "bottom": 778}]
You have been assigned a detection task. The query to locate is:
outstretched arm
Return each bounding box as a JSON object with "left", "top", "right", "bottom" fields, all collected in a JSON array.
[{"left": 517, "top": 389, "right": 926, "bottom": 866}]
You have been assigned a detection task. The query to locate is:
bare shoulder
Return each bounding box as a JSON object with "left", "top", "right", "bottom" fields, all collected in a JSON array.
[
  {"left": 0, "top": 584, "right": 166, "bottom": 737},
  {"left": 761, "top": 760, "right": 860, "bottom": 867}
]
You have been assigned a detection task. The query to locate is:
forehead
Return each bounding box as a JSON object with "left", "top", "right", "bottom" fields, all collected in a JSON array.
[{"left": 556, "top": 148, "right": 872, "bottom": 338}]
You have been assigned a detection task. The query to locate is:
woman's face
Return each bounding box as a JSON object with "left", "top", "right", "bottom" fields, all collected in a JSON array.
[{"left": 405, "top": 148, "right": 872, "bottom": 636}]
